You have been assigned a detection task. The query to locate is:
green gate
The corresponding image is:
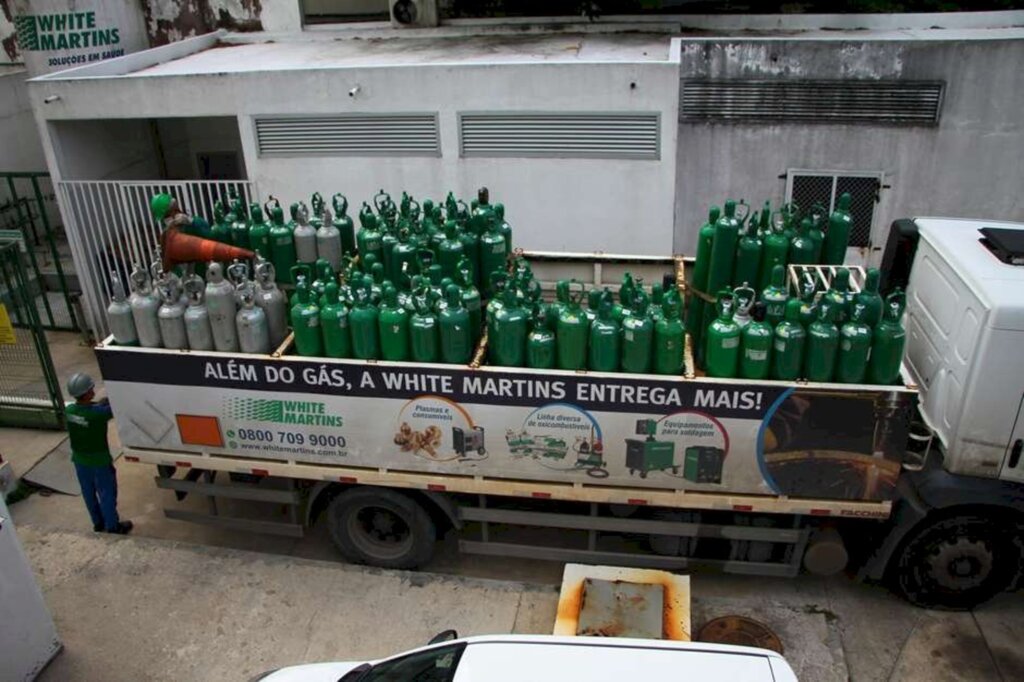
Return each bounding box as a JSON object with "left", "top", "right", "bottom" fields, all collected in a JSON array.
[
  {"left": 0, "top": 172, "right": 79, "bottom": 331},
  {"left": 0, "top": 239, "right": 64, "bottom": 429}
]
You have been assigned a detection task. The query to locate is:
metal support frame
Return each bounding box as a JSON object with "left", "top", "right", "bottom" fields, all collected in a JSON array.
[
  {"left": 458, "top": 503, "right": 809, "bottom": 578},
  {"left": 154, "top": 469, "right": 303, "bottom": 537}
]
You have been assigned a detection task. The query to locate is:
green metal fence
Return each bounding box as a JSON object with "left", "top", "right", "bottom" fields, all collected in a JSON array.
[
  {"left": 0, "top": 240, "right": 64, "bottom": 429},
  {"left": 0, "top": 172, "right": 79, "bottom": 331}
]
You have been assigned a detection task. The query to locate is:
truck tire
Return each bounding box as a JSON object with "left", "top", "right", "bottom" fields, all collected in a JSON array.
[
  {"left": 326, "top": 487, "right": 436, "bottom": 570},
  {"left": 889, "top": 513, "right": 1017, "bottom": 610}
]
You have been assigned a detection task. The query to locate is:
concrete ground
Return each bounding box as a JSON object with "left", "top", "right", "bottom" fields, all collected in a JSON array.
[{"left": 4, "top": 332, "right": 1024, "bottom": 680}]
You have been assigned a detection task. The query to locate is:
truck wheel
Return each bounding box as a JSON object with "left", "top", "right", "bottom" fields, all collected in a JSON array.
[
  {"left": 326, "top": 488, "right": 436, "bottom": 570},
  {"left": 890, "top": 513, "right": 1017, "bottom": 610}
]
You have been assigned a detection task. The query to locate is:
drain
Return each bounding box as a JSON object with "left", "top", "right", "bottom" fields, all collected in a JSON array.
[{"left": 696, "top": 616, "right": 783, "bottom": 654}]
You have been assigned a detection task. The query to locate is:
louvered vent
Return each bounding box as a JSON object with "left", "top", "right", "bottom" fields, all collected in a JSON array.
[
  {"left": 254, "top": 114, "right": 440, "bottom": 157},
  {"left": 459, "top": 113, "right": 660, "bottom": 159},
  {"left": 681, "top": 80, "right": 944, "bottom": 125}
]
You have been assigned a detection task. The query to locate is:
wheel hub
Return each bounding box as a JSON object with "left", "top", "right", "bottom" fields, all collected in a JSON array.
[{"left": 928, "top": 536, "right": 993, "bottom": 591}]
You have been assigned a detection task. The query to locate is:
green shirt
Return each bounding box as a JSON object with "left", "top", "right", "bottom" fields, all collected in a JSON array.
[{"left": 65, "top": 401, "right": 114, "bottom": 467}]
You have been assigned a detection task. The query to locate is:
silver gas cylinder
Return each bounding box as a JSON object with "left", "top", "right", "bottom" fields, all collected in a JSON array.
[
  {"left": 183, "top": 275, "right": 214, "bottom": 351},
  {"left": 205, "top": 262, "right": 239, "bottom": 352},
  {"left": 157, "top": 277, "right": 189, "bottom": 350},
  {"left": 316, "top": 207, "right": 343, "bottom": 272},
  {"left": 236, "top": 284, "right": 270, "bottom": 354},
  {"left": 293, "top": 202, "right": 318, "bottom": 264},
  {"left": 128, "top": 263, "right": 162, "bottom": 348},
  {"left": 254, "top": 260, "right": 288, "bottom": 349},
  {"left": 106, "top": 270, "right": 138, "bottom": 345}
]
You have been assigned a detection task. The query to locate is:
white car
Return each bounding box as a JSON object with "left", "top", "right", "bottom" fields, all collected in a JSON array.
[{"left": 254, "top": 632, "right": 798, "bottom": 682}]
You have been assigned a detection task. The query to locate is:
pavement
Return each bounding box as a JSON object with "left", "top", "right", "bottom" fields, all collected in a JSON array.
[{"left": 3, "top": 332, "right": 1024, "bottom": 680}]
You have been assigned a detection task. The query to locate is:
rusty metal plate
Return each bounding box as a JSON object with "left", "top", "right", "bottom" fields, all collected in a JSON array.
[
  {"left": 554, "top": 564, "right": 691, "bottom": 641},
  {"left": 577, "top": 578, "right": 665, "bottom": 639},
  {"left": 696, "top": 616, "right": 784, "bottom": 654}
]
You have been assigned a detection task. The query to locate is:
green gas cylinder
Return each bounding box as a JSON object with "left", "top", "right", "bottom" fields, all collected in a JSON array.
[
  {"left": 248, "top": 203, "right": 271, "bottom": 261},
  {"left": 494, "top": 203, "right": 513, "bottom": 258},
  {"left": 868, "top": 291, "right": 906, "bottom": 384},
  {"left": 797, "top": 275, "right": 818, "bottom": 327},
  {"left": 740, "top": 302, "right": 772, "bottom": 380},
  {"left": 654, "top": 289, "right": 685, "bottom": 375},
  {"left": 391, "top": 228, "right": 418, "bottom": 291},
  {"left": 527, "top": 307, "right": 556, "bottom": 369},
  {"left": 687, "top": 206, "right": 720, "bottom": 363},
  {"left": 772, "top": 299, "right": 807, "bottom": 381},
  {"left": 822, "top": 193, "right": 853, "bottom": 265},
  {"left": 621, "top": 289, "right": 653, "bottom": 374},
  {"left": 312, "top": 259, "right": 335, "bottom": 305},
  {"left": 479, "top": 210, "right": 508, "bottom": 297},
  {"left": 290, "top": 279, "right": 322, "bottom": 357},
  {"left": 824, "top": 268, "right": 851, "bottom": 324},
  {"left": 761, "top": 264, "right": 789, "bottom": 327},
  {"left": 379, "top": 218, "right": 399, "bottom": 283},
  {"left": 357, "top": 208, "right": 384, "bottom": 265},
  {"left": 229, "top": 196, "right": 249, "bottom": 249},
  {"left": 437, "top": 221, "right": 464, "bottom": 281},
  {"left": 319, "top": 282, "right": 350, "bottom": 359},
  {"left": 457, "top": 258, "right": 482, "bottom": 341},
  {"left": 289, "top": 264, "right": 313, "bottom": 308},
  {"left": 705, "top": 292, "right": 741, "bottom": 378},
  {"left": 421, "top": 198, "right": 437, "bottom": 235},
  {"left": 369, "top": 263, "right": 386, "bottom": 305},
  {"left": 648, "top": 283, "right": 665, "bottom": 322},
  {"left": 556, "top": 280, "right": 588, "bottom": 370},
  {"left": 350, "top": 277, "right": 380, "bottom": 360},
  {"left": 806, "top": 206, "right": 826, "bottom": 262},
  {"left": 585, "top": 288, "right": 602, "bottom": 323},
  {"left": 378, "top": 285, "right": 410, "bottom": 361},
  {"left": 836, "top": 303, "right": 871, "bottom": 383},
  {"left": 857, "top": 268, "right": 883, "bottom": 327},
  {"left": 457, "top": 217, "right": 481, "bottom": 290},
  {"left": 409, "top": 294, "right": 440, "bottom": 363},
  {"left": 789, "top": 216, "right": 817, "bottom": 265},
  {"left": 439, "top": 285, "right": 473, "bottom": 364},
  {"left": 210, "top": 201, "right": 232, "bottom": 244},
  {"left": 331, "top": 194, "right": 356, "bottom": 256},
  {"left": 804, "top": 303, "right": 840, "bottom": 382},
  {"left": 734, "top": 214, "right": 763, "bottom": 289},
  {"left": 550, "top": 279, "right": 571, "bottom": 322},
  {"left": 758, "top": 212, "right": 789, "bottom": 292},
  {"left": 488, "top": 285, "right": 528, "bottom": 367},
  {"left": 589, "top": 294, "right": 620, "bottom": 373},
  {"left": 268, "top": 200, "right": 296, "bottom": 284},
  {"left": 700, "top": 200, "right": 741, "bottom": 345},
  {"left": 618, "top": 273, "right": 637, "bottom": 320}
]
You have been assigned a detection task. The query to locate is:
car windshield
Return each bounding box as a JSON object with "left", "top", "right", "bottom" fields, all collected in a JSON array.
[{"left": 355, "top": 643, "right": 466, "bottom": 682}]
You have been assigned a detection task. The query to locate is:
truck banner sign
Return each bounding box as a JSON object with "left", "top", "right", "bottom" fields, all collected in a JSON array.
[{"left": 97, "top": 347, "right": 916, "bottom": 502}]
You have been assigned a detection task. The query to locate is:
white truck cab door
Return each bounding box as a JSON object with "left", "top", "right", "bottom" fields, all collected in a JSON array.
[{"left": 999, "top": 394, "right": 1024, "bottom": 482}]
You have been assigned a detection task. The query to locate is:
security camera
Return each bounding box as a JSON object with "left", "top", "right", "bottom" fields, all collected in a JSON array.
[{"left": 348, "top": 85, "right": 361, "bottom": 98}]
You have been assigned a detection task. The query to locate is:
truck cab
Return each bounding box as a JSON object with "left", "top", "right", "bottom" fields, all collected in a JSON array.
[{"left": 867, "top": 217, "right": 1024, "bottom": 609}]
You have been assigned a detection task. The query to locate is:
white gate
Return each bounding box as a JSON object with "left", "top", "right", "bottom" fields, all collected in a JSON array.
[{"left": 56, "top": 180, "right": 257, "bottom": 338}]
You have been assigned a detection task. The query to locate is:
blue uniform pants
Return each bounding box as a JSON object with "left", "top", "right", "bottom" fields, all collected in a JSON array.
[{"left": 74, "top": 463, "right": 120, "bottom": 531}]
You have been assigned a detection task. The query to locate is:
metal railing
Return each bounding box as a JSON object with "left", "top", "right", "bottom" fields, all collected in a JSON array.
[
  {"left": 0, "top": 239, "right": 64, "bottom": 429},
  {"left": 0, "top": 172, "right": 79, "bottom": 331},
  {"left": 55, "top": 180, "right": 256, "bottom": 338}
]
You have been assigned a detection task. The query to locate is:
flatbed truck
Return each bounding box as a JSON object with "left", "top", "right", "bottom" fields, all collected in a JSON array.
[{"left": 97, "top": 218, "right": 1024, "bottom": 609}]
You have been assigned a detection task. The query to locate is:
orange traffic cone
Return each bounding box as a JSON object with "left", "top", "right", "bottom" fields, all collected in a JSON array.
[{"left": 160, "top": 227, "right": 255, "bottom": 272}]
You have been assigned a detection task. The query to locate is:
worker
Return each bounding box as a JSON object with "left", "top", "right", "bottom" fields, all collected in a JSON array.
[
  {"left": 150, "top": 192, "right": 211, "bottom": 238},
  {"left": 65, "top": 373, "right": 132, "bottom": 535}
]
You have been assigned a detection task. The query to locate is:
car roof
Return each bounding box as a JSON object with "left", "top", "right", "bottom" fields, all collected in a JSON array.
[
  {"left": 452, "top": 636, "right": 784, "bottom": 682},
  {"left": 457, "top": 634, "right": 785, "bottom": 658}
]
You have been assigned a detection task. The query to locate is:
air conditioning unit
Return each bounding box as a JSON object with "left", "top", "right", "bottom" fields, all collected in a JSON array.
[{"left": 390, "top": 0, "right": 439, "bottom": 28}]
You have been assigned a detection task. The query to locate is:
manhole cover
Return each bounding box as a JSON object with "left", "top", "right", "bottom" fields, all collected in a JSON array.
[{"left": 697, "top": 616, "right": 783, "bottom": 654}]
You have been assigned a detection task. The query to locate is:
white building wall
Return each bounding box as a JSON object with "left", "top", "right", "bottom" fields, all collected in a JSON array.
[
  {"left": 33, "top": 57, "right": 680, "bottom": 256},
  {"left": 0, "top": 68, "right": 47, "bottom": 171}
]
